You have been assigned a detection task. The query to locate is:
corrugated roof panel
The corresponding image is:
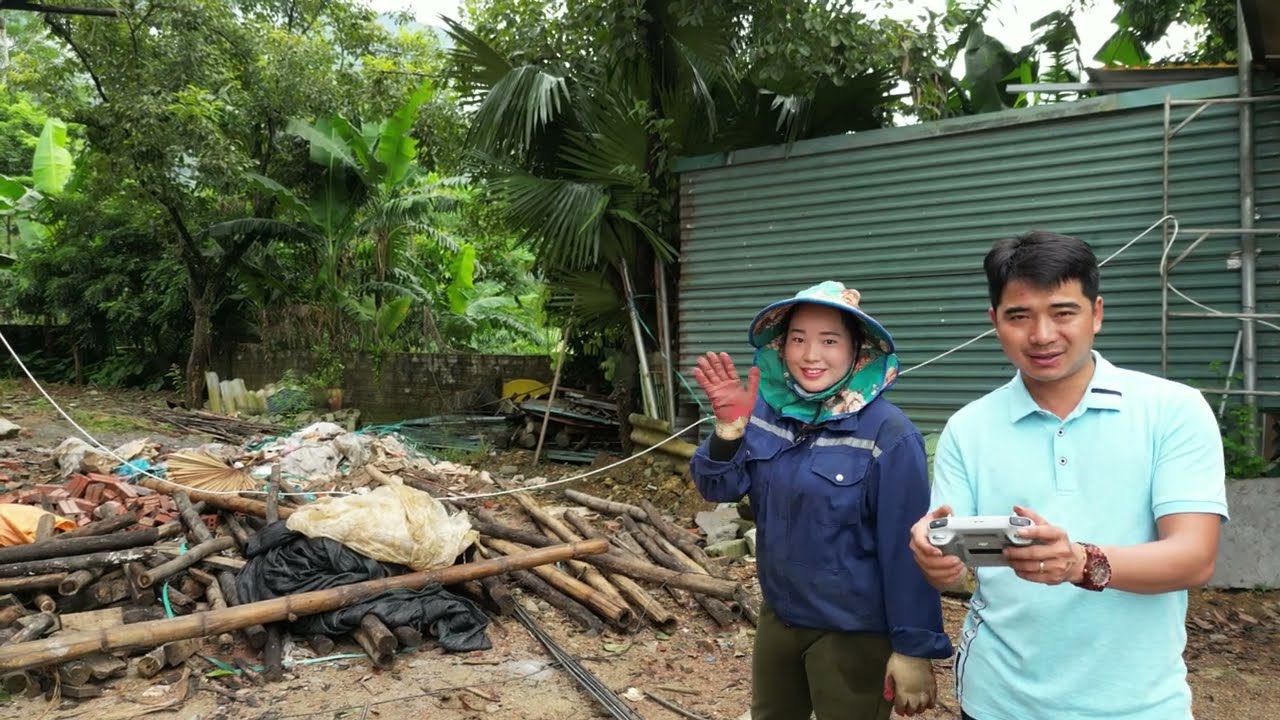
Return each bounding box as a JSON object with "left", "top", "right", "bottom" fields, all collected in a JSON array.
[{"left": 676, "top": 78, "right": 1280, "bottom": 433}]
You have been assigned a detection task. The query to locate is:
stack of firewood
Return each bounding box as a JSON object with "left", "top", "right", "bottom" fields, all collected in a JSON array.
[{"left": 0, "top": 467, "right": 756, "bottom": 708}]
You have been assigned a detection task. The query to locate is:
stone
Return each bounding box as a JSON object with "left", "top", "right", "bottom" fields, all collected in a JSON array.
[
  {"left": 499, "top": 465, "right": 519, "bottom": 476},
  {"left": 744, "top": 528, "right": 757, "bottom": 556},
  {"left": 696, "top": 505, "right": 741, "bottom": 545},
  {"left": 705, "top": 538, "right": 749, "bottom": 560},
  {"left": 0, "top": 418, "right": 20, "bottom": 440}
]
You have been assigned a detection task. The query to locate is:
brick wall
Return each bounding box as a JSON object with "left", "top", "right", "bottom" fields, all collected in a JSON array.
[{"left": 218, "top": 344, "right": 553, "bottom": 423}]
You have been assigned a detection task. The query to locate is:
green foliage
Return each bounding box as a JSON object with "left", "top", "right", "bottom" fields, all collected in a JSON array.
[
  {"left": 1219, "top": 402, "right": 1270, "bottom": 480},
  {"left": 69, "top": 409, "right": 149, "bottom": 434},
  {"left": 1101, "top": 0, "right": 1237, "bottom": 66}
]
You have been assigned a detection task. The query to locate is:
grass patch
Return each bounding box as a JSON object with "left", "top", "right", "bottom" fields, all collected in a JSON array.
[
  {"left": 69, "top": 410, "right": 149, "bottom": 435},
  {"left": 0, "top": 378, "right": 19, "bottom": 396}
]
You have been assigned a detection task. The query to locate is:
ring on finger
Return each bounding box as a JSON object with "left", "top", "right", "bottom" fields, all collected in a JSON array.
[{"left": 1038, "top": 560, "right": 1045, "bottom": 573}]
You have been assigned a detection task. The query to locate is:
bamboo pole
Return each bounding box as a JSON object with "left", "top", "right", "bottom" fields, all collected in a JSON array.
[
  {"left": 352, "top": 615, "right": 395, "bottom": 669},
  {"left": 138, "top": 536, "right": 234, "bottom": 589},
  {"left": 0, "top": 527, "right": 162, "bottom": 565},
  {"left": 629, "top": 427, "right": 695, "bottom": 460},
  {"left": 482, "top": 538, "right": 632, "bottom": 628},
  {"left": 563, "top": 489, "right": 646, "bottom": 521},
  {"left": 471, "top": 513, "right": 739, "bottom": 599},
  {"left": 3, "top": 613, "right": 56, "bottom": 645},
  {"left": 508, "top": 492, "right": 630, "bottom": 608},
  {"left": 640, "top": 500, "right": 720, "bottom": 574},
  {"left": 0, "top": 548, "right": 155, "bottom": 578},
  {"left": 636, "top": 524, "right": 738, "bottom": 627},
  {"left": 391, "top": 625, "right": 423, "bottom": 649},
  {"left": 0, "top": 538, "right": 607, "bottom": 673},
  {"left": 138, "top": 476, "right": 292, "bottom": 520},
  {"left": 59, "top": 567, "right": 103, "bottom": 596},
  {"left": 53, "top": 511, "right": 138, "bottom": 540},
  {"left": 0, "top": 573, "right": 65, "bottom": 593},
  {"left": 32, "top": 594, "right": 55, "bottom": 614},
  {"left": 476, "top": 545, "right": 601, "bottom": 633},
  {"left": 557, "top": 510, "right": 674, "bottom": 629},
  {"left": 534, "top": 322, "right": 571, "bottom": 465},
  {"left": 176, "top": 491, "right": 214, "bottom": 544}
]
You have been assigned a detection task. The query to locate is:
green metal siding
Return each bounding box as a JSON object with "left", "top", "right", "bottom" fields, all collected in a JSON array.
[{"left": 676, "top": 77, "right": 1280, "bottom": 433}]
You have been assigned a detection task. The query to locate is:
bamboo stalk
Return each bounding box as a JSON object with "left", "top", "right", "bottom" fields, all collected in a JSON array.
[
  {"left": 632, "top": 523, "right": 736, "bottom": 627},
  {"left": 4, "top": 613, "right": 56, "bottom": 645},
  {"left": 58, "top": 659, "right": 92, "bottom": 686},
  {"left": 138, "top": 476, "right": 291, "bottom": 520},
  {"left": 471, "top": 513, "right": 739, "bottom": 599},
  {"left": 509, "top": 492, "right": 630, "bottom": 608},
  {"left": 639, "top": 500, "right": 720, "bottom": 574},
  {"left": 0, "top": 573, "right": 65, "bottom": 593},
  {"left": 266, "top": 464, "right": 281, "bottom": 523},
  {"left": 308, "top": 634, "right": 335, "bottom": 656},
  {"left": 138, "top": 536, "right": 235, "bottom": 589},
  {"left": 136, "top": 645, "right": 167, "bottom": 678},
  {"left": 352, "top": 615, "right": 395, "bottom": 669},
  {"left": 218, "top": 571, "right": 268, "bottom": 650},
  {"left": 476, "top": 545, "right": 601, "bottom": 633},
  {"left": 0, "top": 606, "right": 23, "bottom": 629},
  {"left": 86, "top": 572, "right": 130, "bottom": 606},
  {"left": 263, "top": 625, "right": 284, "bottom": 681},
  {"left": 32, "top": 594, "right": 55, "bottom": 614},
  {"left": 198, "top": 576, "right": 236, "bottom": 650},
  {"left": 0, "top": 547, "right": 155, "bottom": 578},
  {"left": 0, "top": 539, "right": 608, "bottom": 672},
  {"left": 534, "top": 321, "right": 571, "bottom": 465},
  {"left": 59, "top": 567, "right": 104, "bottom": 596},
  {"left": 176, "top": 491, "right": 215, "bottom": 544},
  {"left": 35, "top": 513, "right": 55, "bottom": 542},
  {"left": 0, "top": 527, "right": 162, "bottom": 565},
  {"left": 478, "top": 573, "right": 517, "bottom": 616},
  {"left": 563, "top": 489, "right": 646, "bottom": 521},
  {"left": 628, "top": 427, "right": 695, "bottom": 460},
  {"left": 482, "top": 538, "right": 632, "bottom": 628},
  {"left": 53, "top": 511, "right": 138, "bottom": 540},
  {"left": 391, "top": 625, "right": 423, "bottom": 648},
  {"left": 222, "top": 512, "right": 251, "bottom": 550},
  {"left": 558, "top": 511, "right": 674, "bottom": 629}
]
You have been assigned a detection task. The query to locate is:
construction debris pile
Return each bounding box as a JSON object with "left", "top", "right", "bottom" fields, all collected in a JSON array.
[{"left": 0, "top": 406, "right": 760, "bottom": 712}]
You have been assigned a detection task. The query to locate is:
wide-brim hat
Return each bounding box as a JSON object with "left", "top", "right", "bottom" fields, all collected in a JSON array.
[{"left": 748, "top": 280, "right": 895, "bottom": 354}]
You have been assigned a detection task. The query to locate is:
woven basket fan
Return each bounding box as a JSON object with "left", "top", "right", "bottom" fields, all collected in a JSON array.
[{"left": 165, "top": 450, "right": 255, "bottom": 493}]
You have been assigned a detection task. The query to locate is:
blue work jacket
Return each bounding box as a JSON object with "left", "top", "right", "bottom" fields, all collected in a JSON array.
[{"left": 690, "top": 395, "right": 953, "bottom": 659}]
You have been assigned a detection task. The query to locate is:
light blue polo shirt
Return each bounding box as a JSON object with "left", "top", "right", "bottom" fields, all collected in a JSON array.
[{"left": 931, "top": 352, "right": 1228, "bottom": 720}]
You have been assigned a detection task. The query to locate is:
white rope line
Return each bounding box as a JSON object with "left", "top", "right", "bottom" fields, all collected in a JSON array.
[
  {"left": 901, "top": 214, "right": 1176, "bottom": 376},
  {"left": 4, "top": 213, "right": 1255, "bottom": 503},
  {"left": 0, "top": 323, "right": 715, "bottom": 500}
]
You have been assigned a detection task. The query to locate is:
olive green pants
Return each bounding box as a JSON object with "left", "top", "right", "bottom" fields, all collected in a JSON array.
[{"left": 751, "top": 604, "right": 893, "bottom": 720}]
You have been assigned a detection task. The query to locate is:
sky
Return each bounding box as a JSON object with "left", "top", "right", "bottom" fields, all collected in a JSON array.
[{"left": 359, "top": 0, "right": 1198, "bottom": 64}]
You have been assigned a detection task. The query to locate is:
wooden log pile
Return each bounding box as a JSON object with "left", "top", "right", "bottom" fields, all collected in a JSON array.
[{"left": 464, "top": 486, "right": 759, "bottom": 634}]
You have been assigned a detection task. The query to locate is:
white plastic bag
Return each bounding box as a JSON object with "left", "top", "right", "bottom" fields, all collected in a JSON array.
[{"left": 284, "top": 478, "right": 477, "bottom": 571}]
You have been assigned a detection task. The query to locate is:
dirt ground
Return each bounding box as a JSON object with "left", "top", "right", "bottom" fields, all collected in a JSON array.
[{"left": 1, "top": 378, "right": 1278, "bottom": 720}]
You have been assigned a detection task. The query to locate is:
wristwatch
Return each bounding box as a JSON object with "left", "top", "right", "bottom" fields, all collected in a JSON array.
[{"left": 1073, "top": 542, "right": 1111, "bottom": 591}]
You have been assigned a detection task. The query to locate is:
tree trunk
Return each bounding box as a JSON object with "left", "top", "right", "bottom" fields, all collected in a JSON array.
[{"left": 185, "top": 284, "right": 214, "bottom": 409}]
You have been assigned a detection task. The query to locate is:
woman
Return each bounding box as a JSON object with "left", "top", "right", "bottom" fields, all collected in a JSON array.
[{"left": 690, "top": 281, "right": 951, "bottom": 720}]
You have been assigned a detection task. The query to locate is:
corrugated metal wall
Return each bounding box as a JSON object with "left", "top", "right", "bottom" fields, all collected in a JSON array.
[{"left": 675, "top": 76, "right": 1280, "bottom": 433}]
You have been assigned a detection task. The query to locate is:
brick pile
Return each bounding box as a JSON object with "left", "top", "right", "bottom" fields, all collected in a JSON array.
[{"left": 0, "top": 474, "right": 178, "bottom": 526}]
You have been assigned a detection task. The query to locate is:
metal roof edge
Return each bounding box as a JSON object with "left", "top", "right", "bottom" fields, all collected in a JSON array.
[{"left": 674, "top": 76, "right": 1240, "bottom": 173}]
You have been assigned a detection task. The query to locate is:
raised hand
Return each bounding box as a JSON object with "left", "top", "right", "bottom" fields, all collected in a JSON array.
[{"left": 692, "top": 351, "right": 760, "bottom": 439}]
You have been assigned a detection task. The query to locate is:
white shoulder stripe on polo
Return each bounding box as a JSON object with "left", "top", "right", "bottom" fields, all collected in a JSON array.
[
  {"left": 749, "top": 416, "right": 793, "bottom": 441},
  {"left": 813, "top": 436, "right": 881, "bottom": 457}
]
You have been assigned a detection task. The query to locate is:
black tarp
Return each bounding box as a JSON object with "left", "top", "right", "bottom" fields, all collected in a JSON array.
[{"left": 235, "top": 521, "right": 490, "bottom": 652}]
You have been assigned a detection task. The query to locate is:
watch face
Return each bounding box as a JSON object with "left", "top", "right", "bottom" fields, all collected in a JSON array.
[{"left": 1088, "top": 561, "right": 1111, "bottom": 586}]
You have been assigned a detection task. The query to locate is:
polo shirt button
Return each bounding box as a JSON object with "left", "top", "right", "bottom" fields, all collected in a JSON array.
[
  {"left": 836, "top": 473, "right": 844, "bottom": 482},
  {"left": 1059, "top": 456, "right": 1068, "bottom": 466},
  {"left": 1057, "top": 428, "right": 1065, "bottom": 437}
]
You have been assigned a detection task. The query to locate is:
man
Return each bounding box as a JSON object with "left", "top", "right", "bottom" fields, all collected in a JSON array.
[{"left": 909, "top": 231, "right": 1228, "bottom": 720}]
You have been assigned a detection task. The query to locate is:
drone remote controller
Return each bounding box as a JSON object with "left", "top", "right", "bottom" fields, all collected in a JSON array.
[{"left": 927, "top": 515, "right": 1038, "bottom": 567}]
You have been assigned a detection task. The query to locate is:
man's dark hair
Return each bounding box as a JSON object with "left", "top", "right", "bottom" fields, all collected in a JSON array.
[{"left": 984, "top": 231, "right": 1100, "bottom": 308}]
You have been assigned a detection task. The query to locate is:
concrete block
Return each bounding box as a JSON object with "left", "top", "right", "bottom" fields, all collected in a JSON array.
[
  {"left": 1209, "top": 478, "right": 1280, "bottom": 589},
  {"left": 696, "top": 505, "right": 741, "bottom": 545},
  {"left": 0, "top": 418, "right": 20, "bottom": 440},
  {"left": 744, "top": 527, "right": 756, "bottom": 556},
  {"left": 706, "top": 538, "right": 749, "bottom": 560}
]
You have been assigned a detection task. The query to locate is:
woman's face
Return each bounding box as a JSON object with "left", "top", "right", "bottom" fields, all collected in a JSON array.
[{"left": 783, "top": 304, "right": 857, "bottom": 393}]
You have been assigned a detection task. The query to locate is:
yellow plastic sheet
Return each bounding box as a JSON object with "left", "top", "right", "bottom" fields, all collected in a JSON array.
[{"left": 0, "top": 504, "right": 75, "bottom": 547}]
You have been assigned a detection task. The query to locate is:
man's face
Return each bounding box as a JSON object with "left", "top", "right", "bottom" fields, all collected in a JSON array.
[{"left": 989, "top": 278, "right": 1103, "bottom": 388}]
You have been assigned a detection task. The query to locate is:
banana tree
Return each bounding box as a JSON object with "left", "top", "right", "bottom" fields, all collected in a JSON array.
[
  {"left": 1, "top": 117, "right": 75, "bottom": 257},
  {"left": 242, "top": 80, "right": 468, "bottom": 351}
]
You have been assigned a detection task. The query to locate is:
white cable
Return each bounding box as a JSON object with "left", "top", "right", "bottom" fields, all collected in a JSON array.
[
  {"left": 902, "top": 215, "right": 1176, "bottom": 376},
  {"left": 0, "top": 323, "right": 715, "bottom": 501},
  {"left": 0, "top": 328, "right": 351, "bottom": 499},
  {"left": 1, "top": 213, "right": 1265, "bottom": 503},
  {"left": 439, "top": 416, "right": 713, "bottom": 501},
  {"left": 1159, "top": 220, "right": 1280, "bottom": 334}
]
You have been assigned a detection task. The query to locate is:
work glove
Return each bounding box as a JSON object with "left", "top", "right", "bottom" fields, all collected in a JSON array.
[
  {"left": 882, "top": 652, "right": 936, "bottom": 716},
  {"left": 692, "top": 352, "right": 759, "bottom": 441}
]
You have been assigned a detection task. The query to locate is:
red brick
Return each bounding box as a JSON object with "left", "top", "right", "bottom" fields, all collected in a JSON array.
[
  {"left": 85, "top": 484, "right": 104, "bottom": 504},
  {"left": 57, "top": 500, "right": 81, "bottom": 516},
  {"left": 72, "top": 498, "right": 98, "bottom": 514},
  {"left": 135, "top": 515, "right": 157, "bottom": 527},
  {"left": 117, "top": 483, "right": 140, "bottom": 498},
  {"left": 66, "top": 474, "right": 90, "bottom": 499}
]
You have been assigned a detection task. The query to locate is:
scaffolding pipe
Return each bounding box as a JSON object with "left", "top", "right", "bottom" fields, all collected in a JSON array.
[{"left": 1237, "top": 1, "right": 1260, "bottom": 448}]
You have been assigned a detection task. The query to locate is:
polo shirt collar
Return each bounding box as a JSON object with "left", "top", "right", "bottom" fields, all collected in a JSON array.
[{"left": 1008, "top": 350, "right": 1124, "bottom": 422}]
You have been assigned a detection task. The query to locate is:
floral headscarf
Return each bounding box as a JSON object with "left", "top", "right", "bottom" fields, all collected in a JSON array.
[{"left": 748, "top": 281, "right": 900, "bottom": 424}]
